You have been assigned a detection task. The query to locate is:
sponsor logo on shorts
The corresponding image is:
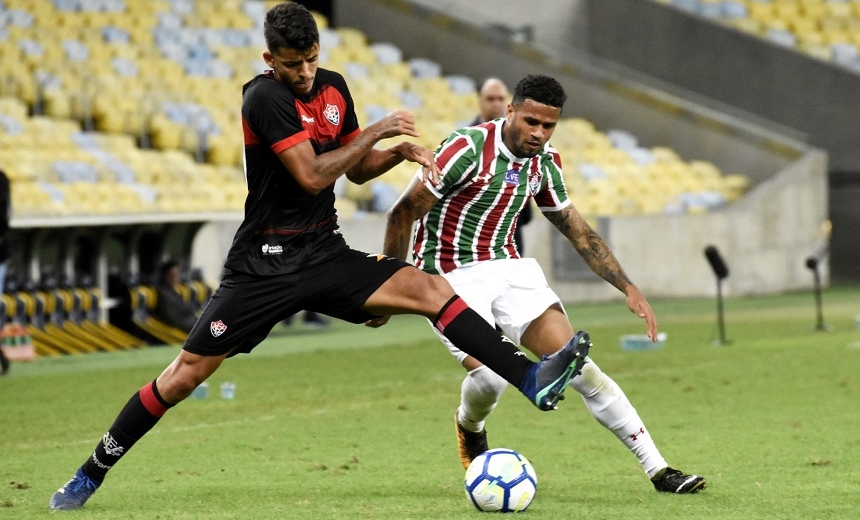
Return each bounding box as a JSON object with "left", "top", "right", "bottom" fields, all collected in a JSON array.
[
  {"left": 367, "top": 253, "right": 386, "bottom": 261},
  {"left": 262, "top": 243, "right": 283, "bottom": 255},
  {"left": 210, "top": 320, "right": 227, "bottom": 337}
]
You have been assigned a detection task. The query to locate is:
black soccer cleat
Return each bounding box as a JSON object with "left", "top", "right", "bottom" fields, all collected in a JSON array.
[
  {"left": 455, "top": 414, "right": 489, "bottom": 470},
  {"left": 651, "top": 467, "right": 706, "bottom": 494}
]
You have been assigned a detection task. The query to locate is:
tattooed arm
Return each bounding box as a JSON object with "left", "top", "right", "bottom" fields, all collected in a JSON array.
[
  {"left": 362, "top": 176, "right": 440, "bottom": 329},
  {"left": 545, "top": 204, "right": 659, "bottom": 340},
  {"left": 383, "top": 176, "right": 439, "bottom": 261}
]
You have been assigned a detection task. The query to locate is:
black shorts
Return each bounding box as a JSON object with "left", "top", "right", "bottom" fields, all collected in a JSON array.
[{"left": 183, "top": 249, "right": 410, "bottom": 357}]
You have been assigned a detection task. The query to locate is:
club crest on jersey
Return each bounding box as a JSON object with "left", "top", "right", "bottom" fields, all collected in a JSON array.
[
  {"left": 504, "top": 169, "right": 520, "bottom": 186},
  {"left": 210, "top": 320, "right": 227, "bottom": 337},
  {"left": 323, "top": 103, "right": 340, "bottom": 126},
  {"left": 528, "top": 170, "right": 542, "bottom": 195}
]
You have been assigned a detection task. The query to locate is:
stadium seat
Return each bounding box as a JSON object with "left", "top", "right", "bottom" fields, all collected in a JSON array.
[
  {"left": 675, "top": 0, "right": 860, "bottom": 65},
  {"left": 0, "top": 1, "right": 759, "bottom": 352},
  {"left": 1, "top": 0, "right": 749, "bottom": 219}
]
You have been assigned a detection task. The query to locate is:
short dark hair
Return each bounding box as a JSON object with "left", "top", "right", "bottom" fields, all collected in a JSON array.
[
  {"left": 264, "top": 2, "right": 319, "bottom": 53},
  {"left": 158, "top": 260, "right": 180, "bottom": 284},
  {"left": 511, "top": 74, "right": 567, "bottom": 109}
]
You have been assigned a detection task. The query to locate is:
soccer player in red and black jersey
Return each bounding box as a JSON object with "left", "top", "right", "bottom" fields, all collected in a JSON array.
[{"left": 48, "top": 3, "right": 592, "bottom": 512}]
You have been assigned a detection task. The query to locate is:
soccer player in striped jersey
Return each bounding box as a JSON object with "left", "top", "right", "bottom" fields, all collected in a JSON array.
[{"left": 381, "top": 74, "right": 706, "bottom": 494}]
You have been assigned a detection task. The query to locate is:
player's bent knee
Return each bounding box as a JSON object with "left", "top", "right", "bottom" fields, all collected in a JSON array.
[
  {"left": 468, "top": 365, "right": 508, "bottom": 397},
  {"left": 410, "top": 270, "right": 454, "bottom": 295},
  {"left": 426, "top": 273, "right": 457, "bottom": 301},
  {"left": 402, "top": 270, "right": 456, "bottom": 308}
]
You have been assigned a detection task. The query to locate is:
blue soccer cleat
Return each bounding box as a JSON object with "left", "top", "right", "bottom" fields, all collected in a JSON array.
[
  {"left": 49, "top": 468, "right": 100, "bottom": 511},
  {"left": 519, "top": 330, "right": 592, "bottom": 411}
]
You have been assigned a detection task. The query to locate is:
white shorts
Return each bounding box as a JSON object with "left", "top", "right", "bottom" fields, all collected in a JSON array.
[{"left": 431, "top": 258, "right": 565, "bottom": 363}]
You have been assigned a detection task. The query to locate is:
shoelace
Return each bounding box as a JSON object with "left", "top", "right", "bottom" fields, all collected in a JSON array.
[{"left": 68, "top": 475, "right": 98, "bottom": 495}]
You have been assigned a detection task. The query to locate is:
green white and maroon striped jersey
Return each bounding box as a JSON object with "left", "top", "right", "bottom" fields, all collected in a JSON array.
[{"left": 414, "top": 119, "right": 571, "bottom": 275}]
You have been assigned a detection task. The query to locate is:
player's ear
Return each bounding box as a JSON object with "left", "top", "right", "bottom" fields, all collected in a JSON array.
[{"left": 263, "top": 50, "right": 274, "bottom": 68}]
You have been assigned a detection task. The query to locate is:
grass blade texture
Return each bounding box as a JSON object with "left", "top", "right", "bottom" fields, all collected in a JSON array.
[{"left": 2, "top": 284, "right": 860, "bottom": 519}]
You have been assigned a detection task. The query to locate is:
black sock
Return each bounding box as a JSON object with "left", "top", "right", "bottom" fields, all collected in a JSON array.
[
  {"left": 434, "top": 295, "right": 533, "bottom": 388},
  {"left": 81, "top": 380, "right": 173, "bottom": 483}
]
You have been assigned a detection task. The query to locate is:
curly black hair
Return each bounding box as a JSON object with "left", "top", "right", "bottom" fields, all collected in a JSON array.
[
  {"left": 512, "top": 74, "right": 567, "bottom": 109},
  {"left": 264, "top": 2, "right": 319, "bottom": 53}
]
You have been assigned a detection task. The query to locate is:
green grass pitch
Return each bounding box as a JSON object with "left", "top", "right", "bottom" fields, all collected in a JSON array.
[{"left": 2, "top": 284, "right": 860, "bottom": 519}]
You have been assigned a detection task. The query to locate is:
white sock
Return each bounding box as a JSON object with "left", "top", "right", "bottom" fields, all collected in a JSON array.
[
  {"left": 570, "top": 360, "right": 668, "bottom": 478},
  {"left": 457, "top": 366, "right": 508, "bottom": 433}
]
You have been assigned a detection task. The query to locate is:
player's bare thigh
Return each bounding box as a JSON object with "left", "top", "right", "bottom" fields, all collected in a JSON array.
[
  {"left": 362, "top": 266, "right": 455, "bottom": 318},
  {"left": 519, "top": 303, "right": 574, "bottom": 357}
]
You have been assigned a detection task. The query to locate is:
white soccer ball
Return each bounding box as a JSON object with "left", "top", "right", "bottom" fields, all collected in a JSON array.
[{"left": 464, "top": 448, "right": 537, "bottom": 512}]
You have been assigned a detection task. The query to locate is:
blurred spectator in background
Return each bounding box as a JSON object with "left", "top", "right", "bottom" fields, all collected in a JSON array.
[
  {"left": 154, "top": 260, "right": 198, "bottom": 333},
  {"left": 470, "top": 77, "right": 509, "bottom": 125},
  {"left": 0, "top": 169, "right": 9, "bottom": 375},
  {"left": 471, "top": 78, "right": 532, "bottom": 254}
]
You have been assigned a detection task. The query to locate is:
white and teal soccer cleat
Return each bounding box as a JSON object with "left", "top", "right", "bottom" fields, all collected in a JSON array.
[{"left": 519, "top": 330, "right": 591, "bottom": 411}]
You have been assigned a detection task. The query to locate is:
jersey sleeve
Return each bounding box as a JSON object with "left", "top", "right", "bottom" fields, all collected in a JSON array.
[
  {"left": 242, "top": 79, "right": 309, "bottom": 154},
  {"left": 534, "top": 146, "right": 572, "bottom": 211},
  {"left": 420, "top": 130, "right": 479, "bottom": 199},
  {"left": 336, "top": 75, "right": 361, "bottom": 145}
]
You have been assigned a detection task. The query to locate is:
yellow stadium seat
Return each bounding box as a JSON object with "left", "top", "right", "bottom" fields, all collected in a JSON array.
[
  {"left": 337, "top": 27, "right": 368, "bottom": 49},
  {"left": 729, "top": 17, "right": 763, "bottom": 35},
  {"left": 789, "top": 15, "right": 818, "bottom": 33},
  {"left": 801, "top": 2, "right": 827, "bottom": 18},
  {"left": 825, "top": 2, "right": 853, "bottom": 18},
  {"left": 747, "top": 2, "right": 775, "bottom": 21},
  {"left": 798, "top": 42, "right": 832, "bottom": 60},
  {"left": 774, "top": 2, "right": 801, "bottom": 20},
  {"left": 823, "top": 29, "right": 851, "bottom": 44},
  {"left": 796, "top": 28, "right": 827, "bottom": 45},
  {"left": 311, "top": 11, "right": 329, "bottom": 30}
]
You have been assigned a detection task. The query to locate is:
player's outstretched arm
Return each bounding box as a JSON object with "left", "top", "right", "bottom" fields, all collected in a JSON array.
[
  {"left": 346, "top": 110, "right": 441, "bottom": 185},
  {"left": 545, "top": 204, "right": 659, "bottom": 340},
  {"left": 347, "top": 141, "right": 437, "bottom": 185},
  {"left": 276, "top": 109, "right": 421, "bottom": 195}
]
